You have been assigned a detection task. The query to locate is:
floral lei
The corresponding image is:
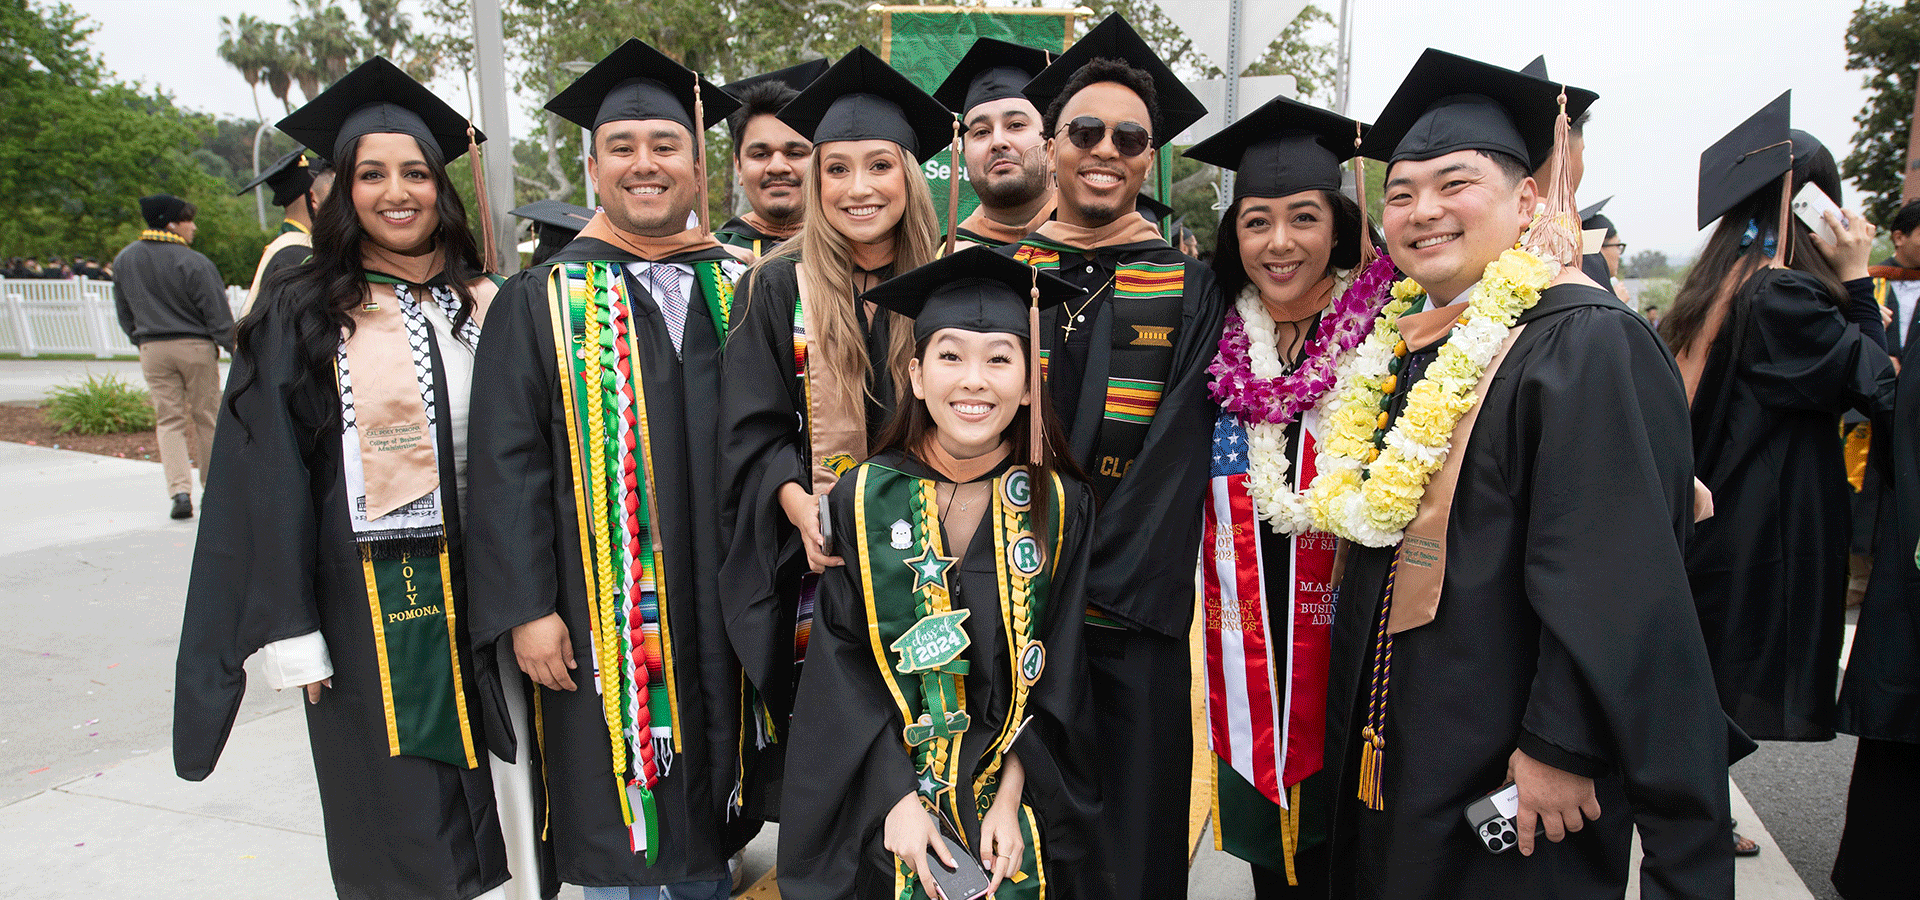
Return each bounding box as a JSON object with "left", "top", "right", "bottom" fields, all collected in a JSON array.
[
  {"left": 1304, "top": 247, "right": 1556, "bottom": 547},
  {"left": 1207, "top": 254, "right": 1398, "bottom": 534}
]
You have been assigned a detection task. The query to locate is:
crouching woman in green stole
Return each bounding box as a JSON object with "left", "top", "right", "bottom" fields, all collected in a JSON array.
[{"left": 778, "top": 249, "right": 1101, "bottom": 900}]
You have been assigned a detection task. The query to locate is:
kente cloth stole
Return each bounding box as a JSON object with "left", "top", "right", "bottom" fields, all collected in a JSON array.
[
  {"left": 549, "top": 260, "right": 717, "bottom": 862},
  {"left": 336, "top": 278, "right": 481, "bottom": 769},
  {"left": 1202, "top": 414, "right": 1336, "bottom": 808},
  {"left": 1013, "top": 241, "right": 1182, "bottom": 494},
  {"left": 853, "top": 464, "right": 1064, "bottom": 900}
]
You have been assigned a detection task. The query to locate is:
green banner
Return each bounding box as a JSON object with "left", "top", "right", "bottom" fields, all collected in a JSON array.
[{"left": 882, "top": 9, "right": 1077, "bottom": 233}]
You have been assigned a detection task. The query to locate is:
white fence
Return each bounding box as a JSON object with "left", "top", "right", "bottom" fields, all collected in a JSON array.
[{"left": 0, "top": 278, "right": 247, "bottom": 358}]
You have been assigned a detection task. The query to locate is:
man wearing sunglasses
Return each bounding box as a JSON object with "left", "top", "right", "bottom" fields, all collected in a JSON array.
[{"left": 1006, "top": 14, "right": 1224, "bottom": 900}]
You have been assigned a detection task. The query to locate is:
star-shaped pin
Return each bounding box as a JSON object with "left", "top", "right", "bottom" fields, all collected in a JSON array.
[
  {"left": 916, "top": 760, "right": 952, "bottom": 798},
  {"left": 904, "top": 547, "right": 958, "bottom": 593}
]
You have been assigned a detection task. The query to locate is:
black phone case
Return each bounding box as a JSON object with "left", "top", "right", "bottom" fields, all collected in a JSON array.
[{"left": 926, "top": 828, "right": 992, "bottom": 900}]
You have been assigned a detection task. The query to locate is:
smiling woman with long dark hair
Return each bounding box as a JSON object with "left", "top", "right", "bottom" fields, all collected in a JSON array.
[{"left": 172, "top": 58, "right": 537, "bottom": 900}]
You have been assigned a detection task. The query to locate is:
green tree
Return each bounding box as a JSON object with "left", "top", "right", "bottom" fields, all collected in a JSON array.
[
  {"left": 1843, "top": 0, "right": 1919, "bottom": 226},
  {"left": 1622, "top": 249, "right": 1672, "bottom": 279}
]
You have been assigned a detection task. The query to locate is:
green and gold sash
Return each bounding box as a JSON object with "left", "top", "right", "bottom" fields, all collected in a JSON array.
[{"left": 853, "top": 462, "right": 1066, "bottom": 899}]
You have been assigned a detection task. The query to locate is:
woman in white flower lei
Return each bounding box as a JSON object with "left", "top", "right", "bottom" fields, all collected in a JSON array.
[{"left": 1184, "top": 95, "right": 1396, "bottom": 896}]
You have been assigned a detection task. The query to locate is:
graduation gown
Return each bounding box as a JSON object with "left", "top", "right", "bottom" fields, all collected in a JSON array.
[
  {"left": 174, "top": 282, "right": 510, "bottom": 900},
  {"left": 1687, "top": 268, "right": 1896, "bottom": 741},
  {"left": 1323, "top": 283, "right": 1733, "bottom": 900},
  {"left": 1001, "top": 235, "right": 1226, "bottom": 900},
  {"left": 716, "top": 251, "right": 902, "bottom": 818},
  {"left": 777, "top": 450, "right": 1100, "bottom": 899},
  {"left": 465, "top": 238, "right": 759, "bottom": 887},
  {"left": 715, "top": 216, "right": 790, "bottom": 258}
]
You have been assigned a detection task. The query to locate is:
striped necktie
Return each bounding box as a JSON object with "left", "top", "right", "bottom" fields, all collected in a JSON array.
[{"left": 647, "top": 263, "right": 687, "bottom": 356}]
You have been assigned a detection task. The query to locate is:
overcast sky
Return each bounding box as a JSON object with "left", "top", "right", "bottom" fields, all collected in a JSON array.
[{"left": 67, "top": 0, "right": 1876, "bottom": 261}]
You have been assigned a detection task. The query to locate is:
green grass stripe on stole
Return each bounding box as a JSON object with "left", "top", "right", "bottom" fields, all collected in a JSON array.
[
  {"left": 693, "top": 259, "right": 734, "bottom": 338},
  {"left": 360, "top": 546, "right": 479, "bottom": 768}
]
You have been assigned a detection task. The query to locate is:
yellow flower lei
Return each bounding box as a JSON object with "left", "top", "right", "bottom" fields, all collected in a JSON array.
[{"left": 1304, "top": 247, "right": 1554, "bottom": 546}]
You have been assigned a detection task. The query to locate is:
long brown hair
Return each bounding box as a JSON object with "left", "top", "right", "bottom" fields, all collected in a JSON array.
[
  {"left": 873, "top": 333, "right": 1089, "bottom": 549},
  {"left": 751, "top": 140, "right": 941, "bottom": 403}
]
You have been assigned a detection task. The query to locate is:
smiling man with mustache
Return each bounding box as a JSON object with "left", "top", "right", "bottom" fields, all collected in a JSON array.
[
  {"left": 717, "top": 59, "right": 828, "bottom": 257},
  {"left": 934, "top": 38, "right": 1056, "bottom": 250},
  {"left": 999, "top": 14, "right": 1224, "bottom": 900}
]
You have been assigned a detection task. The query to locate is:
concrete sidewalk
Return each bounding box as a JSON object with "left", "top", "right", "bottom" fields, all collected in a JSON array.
[
  {"left": 0, "top": 438, "right": 1813, "bottom": 899},
  {"left": 0, "top": 357, "right": 230, "bottom": 406}
]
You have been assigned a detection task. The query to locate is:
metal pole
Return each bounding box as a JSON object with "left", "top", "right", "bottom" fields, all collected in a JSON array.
[
  {"left": 252, "top": 121, "right": 270, "bottom": 229},
  {"left": 1334, "top": 0, "right": 1353, "bottom": 116},
  {"left": 472, "top": 0, "right": 519, "bottom": 275},
  {"left": 1218, "top": 0, "right": 1244, "bottom": 202}
]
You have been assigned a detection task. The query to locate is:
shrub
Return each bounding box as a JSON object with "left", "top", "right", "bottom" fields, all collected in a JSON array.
[{"left": 44, "top": 373, "right": 157, "bottom": 435}]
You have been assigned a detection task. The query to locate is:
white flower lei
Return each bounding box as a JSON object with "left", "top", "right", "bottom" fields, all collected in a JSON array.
[{"left": 1236, "top": 273, "right": 1352, "bottom": 535}]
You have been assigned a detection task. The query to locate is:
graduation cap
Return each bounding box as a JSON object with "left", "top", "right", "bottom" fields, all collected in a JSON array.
[
  {"left": 1521, "top": 55, "right": 1549, "bottom": 79},
  {"left": 1185, "top": 95, "right": 1363, "bottom": 200},
  {"left": 776, "top": 46, "right": 953, "bottom": 164},
  {"left": 721, "top": 58, "right": 831, "bottom": 103},
  {"left": 1696, "top": 91, "right": 1802, "bottom": 230},
  {"left": 1358, "top": 48, "right": 1596, "bottom": 171},
  {"left": 547, "top": 38, "right": 740, "bottom": 134},
  {"left": 1022, "top": 14, "right": 1207, "bottom": 148},
  {"left": 866, "top": 246, "right": 1081, "bottom": 343},
  {"left": 236, "top": 150, "right": 316, "bottom": 207},
  {"left": 277, "top": 57, "right": 482, "bottom": 164},
  {"left": 512, "top": 199, "right": 592, "bottom": 241},
  {"left": 138, "top": 194, "right": 187, "bottom": 229},
  {"left": 935, "top": 38, "right": 1054, "bottom": 120}
]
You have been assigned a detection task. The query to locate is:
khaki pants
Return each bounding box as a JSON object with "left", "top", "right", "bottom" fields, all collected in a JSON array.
[{"left": 138, "top": 338, "right": 220, "bottom": 496}]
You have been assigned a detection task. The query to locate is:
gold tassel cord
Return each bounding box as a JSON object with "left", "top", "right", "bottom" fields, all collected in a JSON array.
[
  {"left": 1520, "top": 87, "right": 1579, "bottom": 268},
  {"left": 1282, "top": 782, "right": 1302, "bottom": 886},
  {"left": 1352, "top": 122, "right": 1376, "bottom": 273},
  {"left": 694, "top": 74, "right": 711, "bottom": 236},
  {"left": 467, "top": 124, "right": 497, "bottom": 273},
  {"left": 1028, "top": 268, "right": 1044, "bottom": 464},
  {"left": 946, "top": 119, "right": 963, "bottom": 257}
]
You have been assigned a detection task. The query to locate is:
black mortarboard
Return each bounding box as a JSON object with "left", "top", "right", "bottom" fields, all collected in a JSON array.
[
  {"left": 1135, "top": 193, "right": 1175, "bottom": 225},
  {"left": 721, "top": 58, "right": 831, "bottom": 102},
  {"left": 1359, "top": 49, "right": 1596, "bottom": 171},
  {"left": 935, "top": 38, "right": 1053, "bottom": 119},
  {"left": 776, "top": 46, "right": 953, "bottom": 164},
  {"left": 1185, "top": 95, "right": 1363, "bottom": 201},
  {"left": 1023, "top": 14, "right": 1206, "bottom": 148},
  {"left": 277, "top": 57, "right": 481, "bottom": 164},
  {"left": 547, "top": 39, "right": 739, "bottom": 134},
  {"left": 1578, "top": 196, "right": 1611, "bottom": 222},
  {"left": 865, "top": 246, "right": 1082, "bottom": 342},
  {"left": 511, "top": 199, "right": 593, "bottom": 239},
  {"left": 236, "top": 150, "right": 316, "bottom": 207},
  {"left": 138, "top": 194, "right": 187, "bottom": 229},
  {"left": 1696, "top": 91, "right": 1795, "bottom": 229},
  {"left": 1521, "top": 56, "right": 1548, "bottom": 79}
]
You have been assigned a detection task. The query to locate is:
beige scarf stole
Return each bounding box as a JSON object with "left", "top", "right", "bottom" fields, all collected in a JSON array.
[
  {"left": 1387, "top": 316, "right": 1530, "bottom": 635},
  {"left": 344, "top": 278, "right": 496, "bottom": 521},
  {"left": 796, "top": 262, "right": 871, "bottom": 496}
]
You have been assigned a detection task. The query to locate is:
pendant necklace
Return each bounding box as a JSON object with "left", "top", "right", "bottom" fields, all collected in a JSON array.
[{"left": 1059, "top": 270, "right": 1118, "bottom": 339}]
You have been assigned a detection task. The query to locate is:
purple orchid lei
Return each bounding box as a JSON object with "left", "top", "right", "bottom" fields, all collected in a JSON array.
[{"left": 1208, "top": 253, "right": 1398, "bottom": 427}]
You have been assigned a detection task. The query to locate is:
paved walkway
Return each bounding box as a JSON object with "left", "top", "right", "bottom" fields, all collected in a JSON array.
[{"left": 0, "top": 356, "right": 1820, "bottom": 898}]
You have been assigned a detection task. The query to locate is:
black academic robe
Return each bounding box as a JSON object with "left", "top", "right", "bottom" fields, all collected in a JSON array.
[
  {"left": 1323, "top": 283, "right": 1733, "bottom": 900},
  {"left": 715, "top": 217, "right": 787, "bottom": 257},
  {"left": 465, "top": 238, "right": 759, "bottom": 887},
  {"left": 716, "top": 251, "right": 902, "bottom": 819},
  {"left": 1687, "top": 268, "right": 1896, "bottom": 741},
  {"left": 777, "top": 450, "right": 1100, "bottom": 900},
  {"left": 999, "top": 236, "right": 1226, "bottom": 900},
  {"left": 174, "top": 284, "right": 510, "bottom": 900}
]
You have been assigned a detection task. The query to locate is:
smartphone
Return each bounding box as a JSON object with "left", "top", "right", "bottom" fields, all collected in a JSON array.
[
  {"left": 1464, "top": 782, "right": 1542, "bottom": 854},
  {"left": 1791, "top": 183, "right": 1846, "bottom": 247},
  {"left": 925, "top": 824, "right": 993, "bottom": 900},
  {"left": 817, "top": 499, "right": 834, "bottom": 555}
]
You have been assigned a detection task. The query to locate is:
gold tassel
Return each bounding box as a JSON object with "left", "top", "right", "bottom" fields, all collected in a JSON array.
[
  {"left": 1771, "top": 164, "right": 1793, "bottom": 269},
  {"left": 467, "top": 124, "right": 497, "bottom": 273},
  {"left": 694, "top": 74, "right": 711, "bottom": 235},
  {"left": 1283, "top": 782, "right": 1302, "bottom": 886},
  {"left": 1351, "top": 122, "right": 1375, "bottom": 273},
  {"left": 1358, "top": 726, "right": 1386, "bottom": 811},
  {"left": 1028, "top": 268, "right": 1044, "bottom": 463},
  {"left": 1520, "top": 86, "right": 1579, "bottom": 267}
]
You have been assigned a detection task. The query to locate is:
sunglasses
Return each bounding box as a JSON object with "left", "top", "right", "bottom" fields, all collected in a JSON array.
[{"left": 1060, "top": 116, "right": 1152, "bottom": 158}]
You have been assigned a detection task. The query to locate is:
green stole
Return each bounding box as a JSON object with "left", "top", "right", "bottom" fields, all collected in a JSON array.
[
  {"left": 348, "top": 272, "right": 483, "bottom": 770},
  {"left": 853, "top": 462, "right": 1066, "bottom": 899}
]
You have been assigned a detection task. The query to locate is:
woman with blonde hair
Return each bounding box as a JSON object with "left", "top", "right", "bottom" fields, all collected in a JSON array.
[{"left": 718, "top": 46, "right": 954, "bottom": 820}]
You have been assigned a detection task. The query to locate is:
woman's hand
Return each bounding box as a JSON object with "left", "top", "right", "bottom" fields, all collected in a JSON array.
[
  {"left": 778, "top": 481, "right": 844, "bottom": 572},
  {"left": 299, "top": 678, "right": 332, "bottom": 704},
  {"left": 978, "top": 750, "right": 1027, "bottom": 893},
  {"left": 883, "top": 793, "right": 955, "bottom": 898},
  {"left": 1810, "top": 209, "right": 1876, "bottom": 282}
]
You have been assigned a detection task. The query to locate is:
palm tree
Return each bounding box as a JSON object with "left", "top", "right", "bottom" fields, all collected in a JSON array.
[
  {"left": 260, "top": 24, "right": 296, "bottom": 113},
  {"left": 216, "top": 14, "right": 271, "bottom": 124}
]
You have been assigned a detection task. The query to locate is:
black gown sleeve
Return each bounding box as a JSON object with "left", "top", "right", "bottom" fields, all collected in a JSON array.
[
  {"left": 1744, "top": 270, "right": 1896, "bottom": 420},
  {"left": 1511, "top": 304, "right": 1732, "bottom": 899},
  {"left": 1086, "top": 262, "right": 1229, "bottom": 637},
  {"left": 718, "top": 258, "right": 812, "bottom": 714},
  {"left": 173, "top": 295, "right": 326, "bottom": 780},
  {"left": 1006, "top": 479, "right": 1101, "bottom": 865},
  {"left": 776, "top": 474, "right": 921, "bottom": 900}
]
